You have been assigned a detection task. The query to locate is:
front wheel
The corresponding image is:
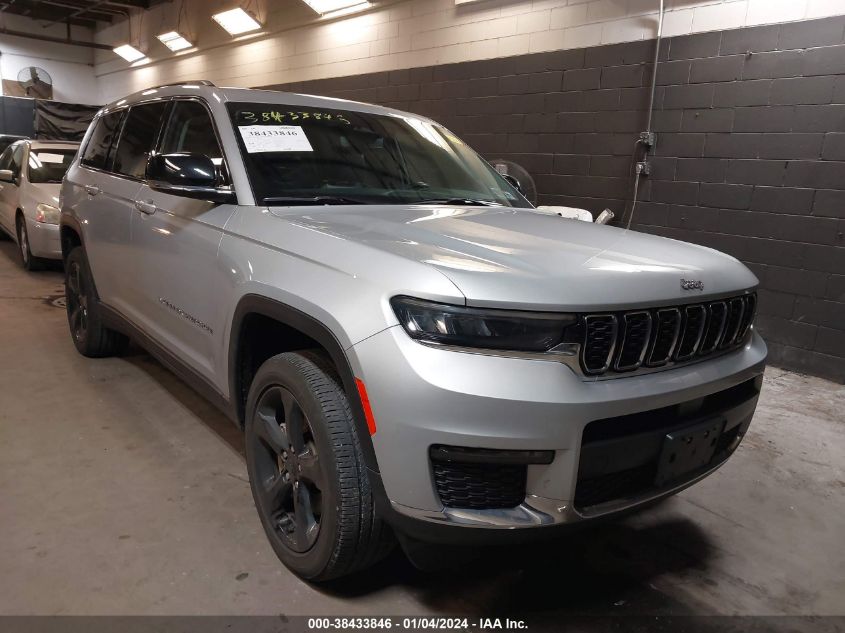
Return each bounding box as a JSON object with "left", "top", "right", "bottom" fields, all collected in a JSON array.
[
  {"left": 245, "top": 351, "right": 392, "bottom": 581},
  {"left": 17, "top": 216, "right": 45, "bottom": 271},
  {"left": 64, "top": 247, "right": 128, "bottom": 357}
]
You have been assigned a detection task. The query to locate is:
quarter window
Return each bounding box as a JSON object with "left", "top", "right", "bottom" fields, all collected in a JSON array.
[
  {"left": 0, "top": 146, "right": 13, "bottom": 172},
  {"left": 81, "top": 111, "right": 124, "bottom": 170},
  {"left": 10, "top": 144, "right": 24, "bottom": 178},
  {"left": 112, "top": 102, "right": 169, "bottom": 180}
]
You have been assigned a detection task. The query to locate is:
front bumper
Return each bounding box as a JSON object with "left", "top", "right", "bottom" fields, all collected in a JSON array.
[
  {"left": 350, "top": 325, "right": 767, "bottom": 541},
  {"left": 26, "top": 218, "right": 61, "bottom": 260}
]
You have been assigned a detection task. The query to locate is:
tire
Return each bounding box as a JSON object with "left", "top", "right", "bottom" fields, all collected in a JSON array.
[
  {"left": 245, "top": 350, "right": 393, "bottom": 581},
  {"left": 64, "top": 247, "right": 129, "bottom": 357},
  {"left": 17, "top": 215, "right": 46, "bottom": 271}
]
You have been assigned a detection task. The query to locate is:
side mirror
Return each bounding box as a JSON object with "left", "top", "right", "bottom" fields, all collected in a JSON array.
[
  {"left": 501, "top": 173, "right": 524, "bottom": 195},
  {"left": 0, "top": 169, "right": 15, "bottom": 183},
  {"left": 146, "top": 153, "right": 235, "bottom": 203}
]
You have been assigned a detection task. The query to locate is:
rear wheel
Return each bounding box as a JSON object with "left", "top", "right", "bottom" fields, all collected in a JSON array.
[
  {"left": 17, "top": 215, "right": 45, "bottom": 271},
  {"left": 245, "top": 351, "right": 392, "bottom": 581},
  {"left": 64, "top": 247, "right": 128, "bottom": 357}
]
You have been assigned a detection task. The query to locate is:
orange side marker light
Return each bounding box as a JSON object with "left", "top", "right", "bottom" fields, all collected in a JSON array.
[{"left": 355, "top": 378, "right": 377, "bottom": 436}]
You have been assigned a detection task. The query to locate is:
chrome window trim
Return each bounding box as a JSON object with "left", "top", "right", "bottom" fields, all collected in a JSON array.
[{"left": 77, "top": 95, "right": 237, "bottom": 200}]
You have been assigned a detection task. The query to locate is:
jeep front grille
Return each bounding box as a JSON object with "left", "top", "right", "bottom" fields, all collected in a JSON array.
[{"left": 580, "top": 293, "right": 756, "bottom": 376}]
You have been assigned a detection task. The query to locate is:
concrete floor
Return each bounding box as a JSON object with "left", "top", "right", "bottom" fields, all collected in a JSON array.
[{"left": 0, "top": 237, "right": 843, "bottom": 619}]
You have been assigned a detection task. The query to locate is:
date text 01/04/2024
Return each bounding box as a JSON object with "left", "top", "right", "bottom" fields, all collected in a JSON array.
[{"left": 306, "top": 617, "right": 529, "bottom": 630}]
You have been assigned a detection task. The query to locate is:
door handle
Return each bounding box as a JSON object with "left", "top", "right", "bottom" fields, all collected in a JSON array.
[
  {"left": 84, "top": 184, "right": 100, "bottom": 196},
  {"left": 135, "top": 199, "right": 157, "bottom": 215}
]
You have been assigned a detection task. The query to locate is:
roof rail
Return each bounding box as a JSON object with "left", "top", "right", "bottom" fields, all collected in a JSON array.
[{"left": 146, "top": 80, "right": 216, "bottom": 90}]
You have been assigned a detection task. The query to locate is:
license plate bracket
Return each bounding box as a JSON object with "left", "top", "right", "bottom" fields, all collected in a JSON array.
[{"left": 655, "top": 418, "right": 725, "bottom": 487}]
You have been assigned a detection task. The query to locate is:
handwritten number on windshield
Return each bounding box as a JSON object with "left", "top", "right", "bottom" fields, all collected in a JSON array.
[{"left": 238, "top": 110, "right": 351, "bottom": 125}]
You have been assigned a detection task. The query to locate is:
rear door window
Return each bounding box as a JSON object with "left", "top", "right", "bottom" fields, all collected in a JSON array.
[
  {"left": 112, "top": 102, "right": 169, "bottom": 180},
  {"left": 81, "top": 111, "right": 124, "bottom": 170}
]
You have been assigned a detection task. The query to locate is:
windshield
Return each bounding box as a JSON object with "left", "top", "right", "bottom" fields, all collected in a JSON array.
[
  {"left": 227, "top": 102, "right": 531, "bottom": 207},
  {"left": 28, "top": 148, "right": 77, "bottom": 183}
]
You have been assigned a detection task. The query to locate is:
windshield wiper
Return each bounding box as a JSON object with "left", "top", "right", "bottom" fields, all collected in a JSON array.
[
  {"left": 262, "top": 195, "right": 365, "bottom": 206},
  {"left": 417, "top": 198, "right": 501, "bottom": 207}
]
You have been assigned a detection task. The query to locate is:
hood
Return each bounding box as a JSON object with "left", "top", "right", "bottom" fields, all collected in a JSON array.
[{"left": 270, "top": 205, "right": 758, "bottom": 311}]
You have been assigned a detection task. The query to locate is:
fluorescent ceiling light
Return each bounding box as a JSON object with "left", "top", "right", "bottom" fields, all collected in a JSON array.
[
  {"left": 113, "top": 44, "right": 146, "bottom": 62},
  {"left": 157, "top": 31, "right": 193, "bottom": 51},
  {"left": 301, "top": 0, "right": 371, "bottom": 15},
  {"left": 211, "top": 7, "right": 261, "bottom": 35}
]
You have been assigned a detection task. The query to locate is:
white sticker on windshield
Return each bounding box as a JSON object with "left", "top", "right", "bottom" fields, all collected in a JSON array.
[
  {"left": 238, "top": 125, "right": 313, "bottom": 153},
  {"left": 36, "top": 152, "right": 66, "bottom": 164}
]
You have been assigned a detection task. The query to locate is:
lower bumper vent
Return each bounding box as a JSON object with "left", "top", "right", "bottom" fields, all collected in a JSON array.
[
  {"left": 432, "top": 461, "right": 526, "bottom": 509},
  {"left": 574, "top": 376, "right": 761, "bottom": 513},
  {"left": 429, "top": 446, "right": 551, "bottom": 510}
]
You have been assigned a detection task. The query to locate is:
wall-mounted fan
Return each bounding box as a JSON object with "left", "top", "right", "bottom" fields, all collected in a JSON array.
[
  {"left": 18, "top": 66, "right": 53, "bottom": 99},
  {"left": 491, "top": 159, "right": 538, "bottom": 205}
]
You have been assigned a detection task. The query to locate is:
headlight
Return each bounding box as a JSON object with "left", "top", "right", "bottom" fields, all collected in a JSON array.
[
  {"left": 390, "top": 296, "right": 576, "bottom": 352},
  {"left": 35, "top": 203, "right": 60, "bottom": 225}
]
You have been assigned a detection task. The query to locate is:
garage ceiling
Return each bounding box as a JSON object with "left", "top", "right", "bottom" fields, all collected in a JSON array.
[{"left": 0, "top": 0, "right": 152, "bottom": 28}]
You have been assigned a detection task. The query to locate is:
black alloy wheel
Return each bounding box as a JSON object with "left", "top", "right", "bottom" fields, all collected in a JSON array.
[
  {"left": 66, "top": 257, "right": 89, "bottom": 344},
  {"left": 63, "top": 247, "right": 128, "bottom": 357},
  {"left": 249, "top": 385, "right": 325, "bottom": 553},
  {"left": 244, "top": 351, "right": 393, "bottom": 581}
]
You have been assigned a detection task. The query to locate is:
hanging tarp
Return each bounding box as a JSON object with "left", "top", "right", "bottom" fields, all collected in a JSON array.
[
  {"left": 33, "top": 99, "right": 100, "bottom": 141},
  {"left": 0, "top": 96, "right": 35, "bottom": 137}
]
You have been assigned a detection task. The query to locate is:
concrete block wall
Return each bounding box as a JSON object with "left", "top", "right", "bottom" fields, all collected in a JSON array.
[
  {"left": 267, "top": 15, "right": 845, "bottom": 383},
  {"left": 95, "top": 0, "right": 845, "bottom": 103}
]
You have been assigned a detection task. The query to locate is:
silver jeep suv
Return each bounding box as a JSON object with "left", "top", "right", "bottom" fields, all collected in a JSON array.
[{"left": 60, "top": 81, "right": 767, "bottom": 581}]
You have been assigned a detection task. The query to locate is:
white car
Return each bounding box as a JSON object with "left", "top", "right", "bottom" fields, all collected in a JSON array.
[{"left": 0, "top": 139, "right": 79, "bottom": 270}]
